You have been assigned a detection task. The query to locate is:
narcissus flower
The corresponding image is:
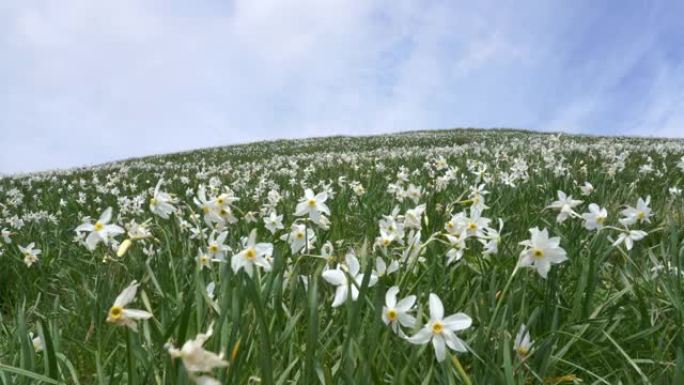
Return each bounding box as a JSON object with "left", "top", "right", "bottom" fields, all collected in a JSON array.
[
  {"left": 149, "top": 179, "right": 177, "bottom": 219},
  {"left": 406, "top": 293, "right": 471, "bottom": 362},
  {"left": 579, "top": 181, "right": 594, "bottom": 196},
  {"left": 322, "top": 252, "right": 377, "bottom": 307},
  {"left": 294, "top": 189, "right": 330, "bottom": 224},
  {"left": 263, "top": 211, "right": 284, "bottom": 234},
  {"left": 619, "top": 196, "right": 652, "bottom": 226},
  {"left": 106, "top": 280, "right": 152, "bottom": 331},
  {"left": 612, "top": 230, "right": 647, "bottom": 250},
  {"left": 547, "top": 191, "right": 582, "bottom": 223},
  {"left": 166, "top": 324, "right": 229, "bottom": 385},
  {"left": 75, "top": 207, "right": 125, "bottom": 251},
  {"left": 231, "top": 229, "right": 273, "bottom": 277},
  {"left": 280, "top": 223, "right": 316, "bottom": 254},
  {"left": 581, "top": 203, "right": 607, "bottom": 231},
  {"left": 518, "top": 227, "right": 568, "bottom": 279},
  {"left": 18, "top": 242, "right": 40, "bottom": 267},
  {"left": 513, "top": 324, "right": 532, "bottom": 360},
  {"left": 382, "top": 286, "right": 416, "bottom": 337}
]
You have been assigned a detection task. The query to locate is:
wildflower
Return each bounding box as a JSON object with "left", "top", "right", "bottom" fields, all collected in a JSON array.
[
  {"left": 149, "top": 179, "right": 177, "bottom": 219},
  {"left": 166, "top": 324, "right": 229, "bottom": 385},
  {"left": 513, "top": 324, "right": 532, "bottom": 360},
  {"left": 445, "top": 233, "right": 466, "bottom": 265},
  {"left": 18, "top": 242, "right": 41, "bottom": 267},
  {"left": 193, "top": 185, "right": 223, "bottom": 226},
  {"left": 518, "top": 227, "right": 568, "bottom": 279},
  {"left": 281, "top": 223, "right": 316, "bottom": 254},
  {"left": 619, "top": 197, "right": 652, "bottom": 226},
  {"left": 382, "top": 286, "right": 416, "bottom": 337},
  {"left": 404, "top": 204, "right": 426, "bottom": 229},
  {"left": 479, "top": 218, "right": 503, "bottom": 255},
  {"left": 1, "top": 228, "right": 11, "bottom": 244},
  {"left": 197, "top": 248, "right": 222, "bottom": 270},
  {"left": 321, "top": 252, "right": 378, "bottom": 307},
  {"left": 263, "top": 211, "right": 284, "bottom": 234},
  {"left": 581, "top": 204, "right": 608, "bottom": 231},
  {"left": 31, "top": 333, "right": 44, "bottom": 353},
  {"left": 231, "top": 229, "right": 273, "bottom": 277},
  {"left": 579, "top": 181, "right": 594, "bottom": 196},
  {"left": 374, "top": 256, "right": 399, "bottom": 277},
  {"left": 612, "top": 230, "right": 647, "bottom": 250},
  {"left": 206, "top": 231, "right": 230, "bottom": 261},
  {"left": 406, "top": 293, "right": 471, "bottom": 362},
  {"left": 294, "top": 188, "right": 330, "bottom": 225},
  {"left": 106, "top": 280, "right": 152, "bottom": 331},
  {"left": 547, "top": 191, "right": 582, "bottom": 223},
  {"left": 75, "top": 208, "right": 125, "bottom": 251}
]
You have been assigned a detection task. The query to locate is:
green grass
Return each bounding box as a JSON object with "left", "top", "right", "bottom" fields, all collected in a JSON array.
[{"left": 1, "top": 128, "right": 683, "bottom": 384}]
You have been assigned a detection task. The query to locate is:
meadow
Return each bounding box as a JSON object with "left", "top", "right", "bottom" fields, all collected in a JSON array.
[{"left": 1, "top": 129, "right": 683, "bottom": 384}]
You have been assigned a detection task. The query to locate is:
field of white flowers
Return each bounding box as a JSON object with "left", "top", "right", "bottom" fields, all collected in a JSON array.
[{"left": 1, "top": 129, "right": 683, "bottom": 384}]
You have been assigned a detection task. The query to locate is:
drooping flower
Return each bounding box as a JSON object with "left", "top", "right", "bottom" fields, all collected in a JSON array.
[
  {"left": 382, "top": 286, "right": 416, "bottom": 337},
  {"left": 406, "top": 293, "right": 472, "bottom": 362},
  {"left": 579, "top": 181, "right": 594, "bottom": 196},
  {"left": 106, "top": 280, "right": 152, "bottom": 331},
  {"left": 231, "top": 229, "right": 273, "bottom": 277},
  {"left": 75, "top": 208, "right": 125, "bottom": 251},
  {"left": 581, "top": 203, "right": 608, "bottom": 231},
  {"left": 321, "top": 252, "right": 377, "bottom": 307},
  {"left": 518, "top": 227, "right": 568, "bottom": 279}
]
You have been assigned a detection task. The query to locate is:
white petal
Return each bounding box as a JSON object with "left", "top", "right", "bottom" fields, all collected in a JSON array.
[
  {"left": 429, "top": 293, "right": 444, "bottom": 321},
  {"left": 432, "top": 335, "right": 447, "bottom": 362},
  {"left": 385, "top": 286, "right": 399, "bottom": 308},
  {"left": 443, "top": 313, "right": 472, "bottom": 331},
  {"left": 322, "top": 269, "right": 345, "bottom": 286}
]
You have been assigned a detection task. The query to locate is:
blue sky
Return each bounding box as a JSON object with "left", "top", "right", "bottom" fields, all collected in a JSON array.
[{"left": 1, "top": 0, "right": 683, "bottom": 173}]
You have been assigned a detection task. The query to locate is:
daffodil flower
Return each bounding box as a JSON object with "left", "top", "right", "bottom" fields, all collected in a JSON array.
[
  {"left": 75, "top": 207, "right": 124, "bottom": 251},
  {"left": 382, "top": 286, "right": 416, "bottom": 337},
  {"left": 322, "top": 252, "right": 377, "bottom": 307},
  {"left": 518, "top": 227, "right": 568, "bottom": 279},
  {"left": 166, "top": 324, "right": 229, "bottom": 385},
  {"left": 106, "top": 280, "right": 152, "bottom": 331},
  {"left": 149, "top": 179, "right": 177, "bottom": 219},
  {"left": 406, "top": 293, "right": 471, "bottom": 362},
  {"left": 294, "top": 188, "right": 330, "bottom": 225},
  {"left": 231, "top": 229, "right": 273, "bottom": 277}
]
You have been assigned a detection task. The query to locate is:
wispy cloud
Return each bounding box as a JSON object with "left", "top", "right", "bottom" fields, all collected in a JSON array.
[{"left": 1, "top": 0, "right": 683, "bottom": 173}]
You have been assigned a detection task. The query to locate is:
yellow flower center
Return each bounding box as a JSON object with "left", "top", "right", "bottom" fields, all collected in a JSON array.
[
  {"left": 150, "top": 197, "right": 158, "bottom": 206},
  {"left": 307, "top": 198, "right": 317, "bottom": 207},
  {"left": 245, "top": 247, "right": 257, "bottom": 260},
  {"left": 516, "top": 346, "right": 529, "bottom": 356},
  {"left": 597, "top": 216, "right": 606, "bottom": 224},
  {"left": 200, "top": 255, "right": 209, "bottom": 264},
  {"left": 296, "top": 231, "right": 305, "bottom": 240},
  {"left": 94, "top": 222, "right": 105, "bottom": 231},
  {"left": 202, "top": 206, "right": 210, "bottom": 214},
  {"left": 447, "top": 222, "right": 454, "bottom": 230},
  {"left": 637, "top": 211, "right": 645, "bottom": 220},
  {"left": 532, "top": 248, "right": 544, "bottom": 259},
  {"left": 382, "top": 238, "right": 390, "bottom": 246},
  {"left": 431, "top": 321, "right": 444, "bottom": 335},
  {"left": 109, "top": 305, "right": 123, "bottom": 320},
  {"left": 209, "top": 244, "right": 219, "bottom": 253},
  {"left": 468, "top": 222, "right": 477, "bottom": 231},
  {"left": 386, "top": 308, "right": 398, "bottom": 321}
]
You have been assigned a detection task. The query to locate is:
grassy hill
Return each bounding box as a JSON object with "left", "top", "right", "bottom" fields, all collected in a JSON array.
[{"left": 1, "top": 128, "right": 683, "bottom": 384}]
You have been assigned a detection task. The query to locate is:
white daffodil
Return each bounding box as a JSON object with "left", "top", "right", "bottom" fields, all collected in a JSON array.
[
  {"left": 612, "top": 230, "right": 647, "bottom": 250},
  {"left": 1, "top": 228, "right": 11, "bottom": 244},
  {"left": 579, "top": 181, "right": 594, "bottom": 196},
  {"left": 206, "top": 231, "right": 230, "bottom": 262},
  {"left": 479, "top": 218, "right": 503, "bottom": 255},
  {"left": 375, "top": 256, "right": 399, "bottom": 277},
  {"left": 445, "top": 233, "right": 466, "bottom": 265},
  {"left": 263, "top": 211, "right": 284, "bottom": 234},
  {"left": 294, "top": 189, "right": 330, "bottom": 224},
  {"left": 106, "top": 280, "right": 152, "bottom": 331},
  {"left": 581, "top": 203, "right": 608, "bottom": 231},
  {"left": 619, "top": 196, "right": 652, "bottom": 226},
  {"left": 322, "top": 252, "right": 378, "bottom": 307},
  {"left": 547, "top": 191, "right": 582, "bottom": 224},
  {"left": 75, "top": 207, "right": 125, "bottom": 251},
  {"left": 166, "top": 324, "right": 229, "bottom": 385},
  {"left": 149, "top": 179, "right": 177, "bottom": 219},
  {"left": 194, "top": 185, "right": 223, "bottom": 226},
  {"left": 406, "top": 293, "right": 471, "bottom": 362},
  {"left": 404, "top": 204, "right": 426, "bottom": 230},
  {"left": 464, "top": 207, "right": 491, "bottom": 238},
  {"left": 280, "top": 223, "right": 316, "bottom": 254},
  {"left": 677, "top": 156, "right": 684, "bottom": 172},
  {"left": 197, "top": 248, "right": 222, "bottom": 270},
  {"left": 18, "top": 242, "right": 40, "bottom": 267},
  {"left": 231, "top": 229, "right": 273, "bottom": 277},
  {"left": 382, "top": 286, "right": 416, "bottom": 337},
  {"left": 513, "top": 324, "right": 532, "bottom": 360},
  {"left": 518, "top": 227, "right": 568, "bottom": 279}
]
